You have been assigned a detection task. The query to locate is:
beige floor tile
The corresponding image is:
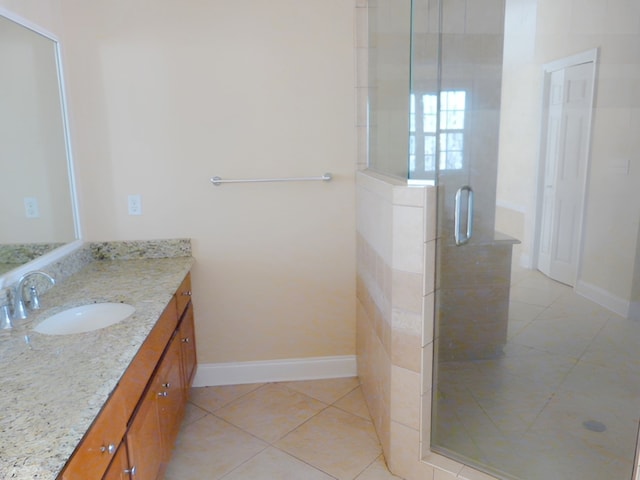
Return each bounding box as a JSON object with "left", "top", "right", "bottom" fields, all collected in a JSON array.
[
  {"left": 355, "top": 455, "right": 403, "bottom": 479},
  {"left": 581, "top": 317, "right": 640, "bottom": 372},
  {"left": 276, "top": 406, "right": 382, "bottom": 480},
  {"left": 279, "top": 376, "right": 361, "bottom": 404},
  {"left": 189, "top": 383, "right": 264, "bottom": 413},
  {"left": 433, "top": 271, "right": 640, "bottom": 479},
  {"left": 182, "top": 402, "right": 208, "bottom": 426},
  {"left": 214, "top": 383, "right": 327, "bottom": 443},
  {"left": 334, "top": 385, "right": 372, "bottom": 419},
  {"left": 165, "top": 415, "right": 267, "bottom": 480},
  {"left": 510, "top": 314, "right": 607, "bottom": 358},
  {"left": 220, "top": 446, "right": 335, "bottom": 480},
  {"left": 506, "top": 301, "right": 545, "bottom": 338}
]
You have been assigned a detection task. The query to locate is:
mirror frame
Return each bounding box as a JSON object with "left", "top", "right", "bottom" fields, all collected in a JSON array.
[{"left": 0, "top": 7, "right": 82, "bottom": 288}]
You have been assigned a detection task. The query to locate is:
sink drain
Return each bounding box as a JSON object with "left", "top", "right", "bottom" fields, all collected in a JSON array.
[{"left": 582, "top": 420, "right": 606, "bottom": 432}]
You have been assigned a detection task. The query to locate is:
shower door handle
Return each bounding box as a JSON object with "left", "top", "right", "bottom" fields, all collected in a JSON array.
[{"left": 454, "top": 185, "right": 474, "bottom": 246}]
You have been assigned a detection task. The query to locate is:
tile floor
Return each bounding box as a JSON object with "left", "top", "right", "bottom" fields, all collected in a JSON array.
[
  {"left": 165, "top": 377, "right": 402, "bottom": 480},
  {"left": 433, "top": 267, "right": 640, "bottom": 480}
]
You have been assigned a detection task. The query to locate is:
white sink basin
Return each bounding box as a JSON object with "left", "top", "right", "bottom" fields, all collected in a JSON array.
[{"left": 34, "top": 302, "right": 135, "bottom": 335}]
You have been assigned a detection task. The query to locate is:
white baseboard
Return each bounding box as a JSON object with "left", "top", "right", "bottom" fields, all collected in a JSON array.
[
  {"left": 192, "top": 355, "right": 358, "bottom": 387},
  {"left": 575, "top": 279, "right": 630, "bottom": 318}
]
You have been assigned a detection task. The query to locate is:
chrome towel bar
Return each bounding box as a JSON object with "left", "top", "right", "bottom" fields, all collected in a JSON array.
[{"left": 210, "top": 173, "right": 332, "bottom": 186}]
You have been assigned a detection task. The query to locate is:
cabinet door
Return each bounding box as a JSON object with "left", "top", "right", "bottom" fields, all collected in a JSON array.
[
  {"left": 118, "top": 301, "right": 178, "bottom": 416},
  {"left": 175, "top": 273, "right": 192, "bottom": 317},
  {"left": 155, "top": 332, "right": 186, "bottom": 467},
  {"left": 179, "top": 302, "right": 197, "bottom": 400},
  {"left": 102, "top": 442, "right": 130, "bottom": 480},
  {"left": 126, "top": 387, "right": 163, "bottom": 480},
  {"left": 61, "top": 387, "right": 127, "bottom": 480}
]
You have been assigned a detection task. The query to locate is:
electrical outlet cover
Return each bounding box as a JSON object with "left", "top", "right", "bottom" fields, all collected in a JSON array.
[{"left": 128, "top": 194, "right": 142, "bottom": 215}]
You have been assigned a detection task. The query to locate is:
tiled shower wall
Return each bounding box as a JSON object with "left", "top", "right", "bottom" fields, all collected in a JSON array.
[
  {"left": 355, "top": 171, "right": 438, "bottom": 479},
  {"left": 354, "top": 1, "right": 439, "bottom": 475},
  {"left": 355, "top": 171, "right": 497, "bottom": 480}
]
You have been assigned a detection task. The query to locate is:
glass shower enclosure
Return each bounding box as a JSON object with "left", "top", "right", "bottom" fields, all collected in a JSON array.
[{"left": 371, "top": 0, "right": 640, "bottom": 479}]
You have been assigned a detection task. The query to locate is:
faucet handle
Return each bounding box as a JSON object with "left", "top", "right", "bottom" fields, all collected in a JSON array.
[
  {"left": 0, "top": 305, "right": 11, "bottom": 330},
  {"left": 0, "top": 288, "right": 12, "bottom": 330},
  {"left": 29, "top": 286, "right": 41, "bottom": 310}
]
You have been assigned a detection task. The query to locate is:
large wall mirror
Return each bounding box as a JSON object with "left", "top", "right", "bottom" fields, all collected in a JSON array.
[{"left": 0, "top": 10, "right": 80, "bottom": 286}]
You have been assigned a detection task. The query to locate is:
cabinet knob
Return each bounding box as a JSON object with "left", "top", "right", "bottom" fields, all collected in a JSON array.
[
  {"left": 162, "top": 382, "right": 171, "bottom": 388},
  {"left": 181, "top": 337, "right": 190, "bottom": 343},
  {"left": 158, "top": 391, "right": 168, "bottom": 397},
  {"left": 100, "top": 443, "right": 116, "bottom": 455},
  {"left": 124, "top": 465, "right": 137, "bottom": 476},
  {"left": 181, "top": 290, "right": 192, "bottom": 297}
]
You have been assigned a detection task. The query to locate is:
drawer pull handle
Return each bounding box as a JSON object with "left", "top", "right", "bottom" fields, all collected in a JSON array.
[
  {"left": 181, "top": 337, "right": 190, "bottom": 343},
  {"left": 124, "top": 465, "right": 137, "bottom": 476},
  {"left": 181, "top": 290, "right": 192, "bottom": 297},
  {"left": 162, "top": 382, "right": 171, "bottom": 388},
  {"left": 100, "top": 443, "right": 116, "bottom": 455},
  {"left": 158, "top": 391, "right": 168, "bottom": 397}
]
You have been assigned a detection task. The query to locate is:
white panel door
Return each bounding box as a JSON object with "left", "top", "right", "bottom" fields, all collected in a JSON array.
[{"left": 538, "top": 62, "right": 594, "bottom": 285}]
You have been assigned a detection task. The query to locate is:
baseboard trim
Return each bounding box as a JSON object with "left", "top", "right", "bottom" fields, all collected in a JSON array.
[
  {"left": 192, "top": 355, "right": 358, "bottom": 387},
  {"left": 575, "top": 279, "right": 630, "bottom": 318}
]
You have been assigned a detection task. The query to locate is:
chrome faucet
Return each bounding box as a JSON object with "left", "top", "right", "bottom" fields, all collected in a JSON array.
[{"left": 11, "top": 271, "right": 56, "bottom": 322}]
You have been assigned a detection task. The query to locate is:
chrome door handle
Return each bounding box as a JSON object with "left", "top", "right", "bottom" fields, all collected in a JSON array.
[{"left": 454, "top": 185, "right": 474, "bottom": 246}]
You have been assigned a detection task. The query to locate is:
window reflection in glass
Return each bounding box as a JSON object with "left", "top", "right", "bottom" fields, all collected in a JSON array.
[{"left": 409, "top": 90, "right": 466, "bottom": 179}]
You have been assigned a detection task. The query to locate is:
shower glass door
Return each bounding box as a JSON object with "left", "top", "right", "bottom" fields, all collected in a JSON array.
[{"left": 421, "top": 0, "right": 640, "bottom": 479}]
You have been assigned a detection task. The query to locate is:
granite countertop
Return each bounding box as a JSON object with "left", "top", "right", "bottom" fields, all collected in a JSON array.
[{"left": 0, "top": 254, "right": 193, "bottom": 479}]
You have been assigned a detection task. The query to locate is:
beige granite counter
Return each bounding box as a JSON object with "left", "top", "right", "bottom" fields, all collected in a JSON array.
[{"left": 0, "top": 247, "right": 193, "bottom": 479}]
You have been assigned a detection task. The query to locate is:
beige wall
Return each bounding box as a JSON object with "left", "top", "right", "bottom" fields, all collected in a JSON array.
[
  {"left": 0, "top": 0, "right": 63, "bottom": 31},
  {"left": 1, "top": 1, "right": 357, "bottom": 365}
]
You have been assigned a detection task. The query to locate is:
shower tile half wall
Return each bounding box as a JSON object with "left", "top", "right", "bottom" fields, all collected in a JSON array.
[{"left": 356, "top": 171, "right": 438, "bottom": 479}]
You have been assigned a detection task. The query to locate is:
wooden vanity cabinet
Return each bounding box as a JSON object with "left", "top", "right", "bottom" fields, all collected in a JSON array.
[{"left": 59, "top": 272, "right": 196, "bottom": 480}]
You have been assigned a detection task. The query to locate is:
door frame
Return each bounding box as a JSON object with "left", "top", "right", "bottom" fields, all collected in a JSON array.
[{"left": 532, "top": 48, "right": 599, "bottom": 286}]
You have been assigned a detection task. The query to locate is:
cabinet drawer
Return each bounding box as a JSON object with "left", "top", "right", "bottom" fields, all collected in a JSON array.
[
  {"left": 60, "top": 385, "right": 128, "bottom": 480},
  {"left": 175, "top": 273, "right": 192, "bottom": 318}
]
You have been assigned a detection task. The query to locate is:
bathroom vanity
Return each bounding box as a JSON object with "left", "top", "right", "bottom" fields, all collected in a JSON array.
[
  {"left": 0, "top": 250, "right": 194, "bottom": 480},
  {"left": 62, "top": 273, "right": 195, "bottom": 480}
]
